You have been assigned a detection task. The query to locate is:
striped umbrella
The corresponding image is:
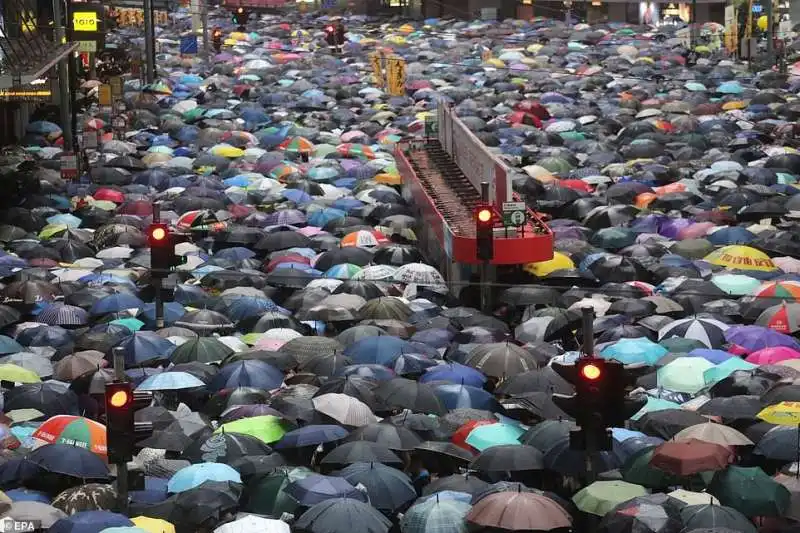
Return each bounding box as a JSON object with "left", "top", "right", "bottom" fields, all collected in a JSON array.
[
  {"left": 279, "top": 136, "right": 314, "bottom": 155},
  {"left": 341, "top": 230, "right": 389, "bottom": 248},
  {"left": 658, "top": 317, "right": 729, "bottom": 348},
  {"left": 36, "top": 303, "right": 89, "bottom": 327},
  {"left": 32, "top": 415, "right": 107, "bottom": 456},
  {"left": 754, "top": 281, "right": 800, "bottom": 300},
  {"left": 269, "top": 163, "right": 302, "bottom": 182},
  {"left": 337, "top": 143, "right": 376, "bottom": 160}
]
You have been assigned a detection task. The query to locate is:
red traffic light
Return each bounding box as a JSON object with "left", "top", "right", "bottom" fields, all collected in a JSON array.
[
  {"left": 109, "top": 389, "right": 131, "bottom": 408},
  {"left": 148, "top": 223, "right": 170, "bottom": 246},
  {"left": 580, "top": 363, "right": 602, "bottom": 381},
  {"left": 477, "top": 208, "right": 492, "bottom": 223},
  {"left": 237, "top": 7, "right": 243, "bottom": 12}
]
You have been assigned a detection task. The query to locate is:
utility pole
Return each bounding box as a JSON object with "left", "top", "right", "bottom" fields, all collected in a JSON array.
[
  {"left": 766, "top": 0, "right": 774, "bottom": 53},
  {"left": 144, "top": 0, "right": 156, "bottom": 83},
  {"left": 479, "top": 181, "right": 492, "bottom": 314},
  {"left": 202, "top": 0, "right": 210, "bottom": 59},
  {"left": 151, "top": 203, "right": 165, "bottom": 329},
  {"left": 112, "top": 347, "right": 129, "bottom": 515},
  {"left": 53, "top": 0, "right": 72, "bottom": 148}
]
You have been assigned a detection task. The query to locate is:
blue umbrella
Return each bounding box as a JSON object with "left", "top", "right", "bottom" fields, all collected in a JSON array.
[
  {"left": 707, "top": 227, "right": 756, "bottom": 245},
  {"left": 49, "top": 511, "right": 133, "bottom": 533},
  {"left": 208, "top": 360, "right": 284, "bottom": 392},
  {"left": 307, "top": 208, "right": 346, "bottom": 227},
  {"left": 331, "top": 198, "right": 365, "bottom": 212},
  {"left": 136, "top": 371, "right": 205, "bottom": 391},
  {"left": 410, "top": 329, "right": 456, "bottom": 350},
  {"left": 284, "top": 474, "right": 367, "bottom": 506},
  {"left": 46, "top": 213, "right": 82, "bottom": 227},
  {"left": 174, "top": 284, "right": 212, "bottom": 306},
  {"left": 4, "top": 489, "right": 51, "bottom": 503},
  {"left": 394, "top": 353, "right": 439, "bottom": 375},
  {"left": 89, "top": 293, "right": 146, "bottom": 316},
  {"left": 344, "top": 336, "right": 417, "bottom": 366},
  {"left": 420, "top": 362, "right": 486, "bottom": 388},
  {"left": 687, "top": 348, "right": 733, "bottom": 364},
  {"left": 0, "top": 335, "right": 24, "bottom": 354},
  {"left": 16, "top": 325, "right": 72, "bottom": 353},
  {"left": 433, "top": 384, "right": 500, "bottom": 411},
  {"left": 115, "top": 332, "right": 175, "bottom": 366},
  {"left": 214, "top": 247, "right": 256, "bottom": 261},
  {"left": 275, "top": 425, "right": 350, "bottom": 449},
  {"left": 26, "top": 444, "right": 110, "bottom": 479},
  {"left": 138, "top": 302, "right": 187, "bottom": 326},
  {"left": 223, "top": 296, "right": 282, "bottom": 321},
  {"left": 167, "top": 463, "right": 241, "bottom": 493},
  {"left": 282, "top": 189, "right": 313, "bottom": 204},
  {"left": 78, "top": 273, "right": 136, "bottom": 288},
  {"left": 27, "top": 121, "right": 61, "bottom": 134},
  {"left": 36, "top": 303, "right": 89, "bottom": 327}
]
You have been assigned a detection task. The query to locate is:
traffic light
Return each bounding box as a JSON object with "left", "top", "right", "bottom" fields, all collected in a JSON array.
[
  {"left": 475, "top": 204, "right": 494, "bottom": 261},
  {"left": 105, "top": 381, "right": 153, "bottom": 463},
  {"left": 232, "top": 7, "right": 247, "bottom": 25},
  {"left": 212, "top": 29, "right": 223, "bottom": 52},
  {"left": 147, "top": 222, "right": 175, "bottom": 278},
  {"left": 552, "top": 357, "right": 647, "bottom": 451}
]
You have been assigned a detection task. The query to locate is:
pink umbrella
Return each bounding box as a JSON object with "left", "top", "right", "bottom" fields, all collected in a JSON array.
[
  {"left": 341, "top": 131, "right": 368, "bottom": 143},
  {"left": 746, "top": 346, "right": 800, "bottom": 365},
  {"left": 255, "top": 337, "right": 287, "bottom": 351},
  {"left": 677, "top": 222, "right": 717, "bottom": 240},
  {"left": 774, "top": 257, "right": 800, "bottom": 273},
  {"left": 296, "top": 226, "right": 325, "bottom": 237}
]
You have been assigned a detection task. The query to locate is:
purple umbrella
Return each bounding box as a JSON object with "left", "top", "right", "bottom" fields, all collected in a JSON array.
[{"left": 725, "top": 325, "right": 800, "bottom": 353}]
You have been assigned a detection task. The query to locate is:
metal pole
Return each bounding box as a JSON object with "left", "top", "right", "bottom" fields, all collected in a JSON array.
[
  {"left": 766, "top": 0, "right": 774, "bottom": 53},
  {"left": 202, "top": 0, "right": 210, "bottom": 59},
  {"left": 69, "top": 52, "right": 80, "bottom": 156},
  {"left": 53, "top": 0, "right": 72, "bottom": 149},
  {"left": 691, "top": 0, "right": 698, "bottom": 47},
  {"left": 151, "top": 203, "right": 165, "bottom": 329},
  {"left": 144, "top": 0, "right": 156, "bottom": 83},
  {"left": 111, "top": 348, "right": 128, "bottom": 514},
  {"left": 479, "top": 181, "right": 492, "bottom": 314},
  {"left": 581, "top": 307, "right": 594, "bottom": 357}
]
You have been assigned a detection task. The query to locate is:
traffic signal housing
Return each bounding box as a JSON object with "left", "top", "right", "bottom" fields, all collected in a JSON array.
[
  {"left": 105, "top": 381, "right": 153, "bottom": 463},
  {"left": 552, "top": 357, "right": 647, "bottom": 451},
  {"left": 147, "top": 222, "right": 176, "bottom": 278},
  {"left": 232, "top": 7, "right": 248, "bottom": 25},
  {"left": 475, "top": 204, "right": 495, "bottom": 261}
]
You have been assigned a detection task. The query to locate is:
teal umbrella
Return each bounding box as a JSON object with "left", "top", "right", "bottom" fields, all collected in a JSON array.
[
  {"left": 710, "top": 274, "right": 761, "bottom": 296},
  {"left": 657, "top": 357, "right": 714, "bottom": 394},
  {"left": 600, "top": 338, "right": 667, "bottom": 366},
  {"left": 703, "top": 357, "right": 757, "bottom": 385},
  {"left": 630, "top": 397, "right": 681, "bottom": 421},
  {"left": 465, "top": 423, "right": 525, "bottom": 452}
]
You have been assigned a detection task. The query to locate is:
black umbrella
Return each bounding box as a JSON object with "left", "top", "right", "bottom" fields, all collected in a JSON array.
[
  {"left": 422, "top": 473, "right": 490, "bottom": 496},
  {"left": 26, "top": 443, "right": 109, "bottom": 480},
  {"left": 634, "top": 409, "right": 710, "bottom": 440},
  {"left": 335, "top": 462, "right": 416, "bottom": 513},
  {"left": 294, "top": 498, "right": 391, "bottom": 533},
  {"left": 182, "top": 432, "right": 273, "bottom": 463},
  {"left": 320, "top": 441, "right": 403, "bottom": 467},
  {"left": 470, "top": 444, "right": 544, "bottom": 472},
  {"left": 345, "top": 423, "right": 422, "bottom": 451},
  {"left": 4, "top": 383, "right": 79, "bottom": 417},
  {"left": 375, "top": 378, "right": 446, "bottom": 416}
]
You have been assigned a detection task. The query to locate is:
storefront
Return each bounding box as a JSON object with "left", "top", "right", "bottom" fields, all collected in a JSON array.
[{"left": 514, "top": 0, "right": 723, "bottom": 24}]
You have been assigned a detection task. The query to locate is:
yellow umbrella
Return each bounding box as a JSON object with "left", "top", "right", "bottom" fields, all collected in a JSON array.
[
  {"left": 667, "top": 489, "right": 719, "bottom": 506},
  {"left": 485, "top": 58, "right": 506, "bottom": 68},
  {"left": 132, "top": 516, "right": 176, "bottom": 533},
  {"left": 229, "top": 31, "right": 248, "bottom": 41},
  {"left": 374, "top": 173, "right": 401, "bottom": 186},
  {"left": 722, "top": 101, "right": 747, "bottom": 110},
  {"left": 757, "top": 402, "right": 800, "bottom": 426},
  {"left": 524, "top": 252, "right": 574, "bottom": 277},
  {"left": 704, "top": 245, "right": 778, "bottom": 272},
  {"left": 38, "top": 224, "right": 68, "bottom": 240},
  {"left": 398, "top": 24, "right": 414, "bottom": 33},
  {"left": 210, "top": 144, "right": 245, "bottom": 158},
  {"left": 525, "top": 43, "right": 543, "bottom": 54},
  {"left": 385, "top": 35, "right": 406, "bottom": 45},
  {"left": 0, "top": 364, "right": 41, "bottom": 384}
]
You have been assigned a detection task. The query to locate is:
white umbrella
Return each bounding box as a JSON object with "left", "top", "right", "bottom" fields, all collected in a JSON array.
[
  {"left": 312, "top": 393, "right": 378, "bottom": 427},
  {"left": 214, "top": 515, "right": 290, "bottom": 533}
]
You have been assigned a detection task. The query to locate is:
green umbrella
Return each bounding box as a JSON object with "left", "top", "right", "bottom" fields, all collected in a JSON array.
[
  {"left": 622, "top": 448, "right": 682, "bottom": 489},
  {"left": 245, "top": 466, "right": 313, "bottom": 516},
  {"left": 215, "top": 415, "right": 289, "bottom": 444},
  {"left": 710, "top": 274, "right": 761, "bottom": 296},
  {"left": 573, "top": 480, "right": 648, "bottom": 516},
  {"left": 709, "top": 466, "right": 790, "bottom": 517},
  {"left": 536, "top": 156, "right": 573, "bottom": 175},
  {"left": 183, "top": 107, "right": 206, "bottom": 122},
  {"left": 170, "top": 337, "right": 234, "bottom": 364},
  {"left": 658, "top": 338, "right": 706, "bottom": 353},
  {"left": 657, "top": 357, "right": 714, "bottom": 394}
]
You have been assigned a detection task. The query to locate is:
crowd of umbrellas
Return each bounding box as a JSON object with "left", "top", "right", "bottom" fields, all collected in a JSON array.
[{"left": 7, "top": 5, "right": 800, "bottom": 533}]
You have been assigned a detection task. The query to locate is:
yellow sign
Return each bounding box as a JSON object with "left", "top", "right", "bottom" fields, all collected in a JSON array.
[
  {"left": 386, "top": 56, "right": 406, "bottom": 97},
  {"left": 370, "top": 52, "right": 385, "bottom": 88},
  {"left": 98, "top": 84, "right": 112, "bottom": 106},
  {"left": 72, "top": 11, "right": 98, "bottom": 32},
  {"left": 114, "top": 8, "right": 168, "bottom": 27},
  {"left": 481, "top": 48, "right": 493, "bottom": 62},
  {"left": 0, "top": 90, "right": 51, "bottom": 98}
]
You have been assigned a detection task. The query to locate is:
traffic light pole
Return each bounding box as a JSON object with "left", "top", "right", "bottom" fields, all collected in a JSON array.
[
  {"left": 152, "top": 203, "right": 165, "bottom": 329},
  {"left": 479, "top": 181, "right": 491, "bottom": 314},
  {"left": 581, "top": 307, "right": 594, "bottom": 357},
  {"left": 144, "top": 0, "right": 156, "bottom": 83},
  {"left": 112, "top": 348, "right": 129, "bottom": 515},
  {"left": 580, "top": 306, "right": 598, "bottom": 483}
]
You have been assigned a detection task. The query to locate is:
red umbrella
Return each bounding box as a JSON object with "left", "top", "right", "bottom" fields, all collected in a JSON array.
[
  {"left": 117, "top": 201, "right": 154, "bottom": 217},
  {"left": 93, "top": 188, "right": 125, "bottom": 203},
  {"left": 649, "top": 439, "right": 733, "bottom": 476},
  {"left": 452, "top": 419, "right": 497, "bottom": 452},
  {"left": 264, "top": 254, "right": 311, "bottom": 272},
  {"left": 515, "top": 100, "right": 550, "bottom": 120},
  {"left": 507, "top": 111, "right": 542, "bottom": 128},
  {"left": 558, "top": 180, "right": 593, "bottom": 193}
]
